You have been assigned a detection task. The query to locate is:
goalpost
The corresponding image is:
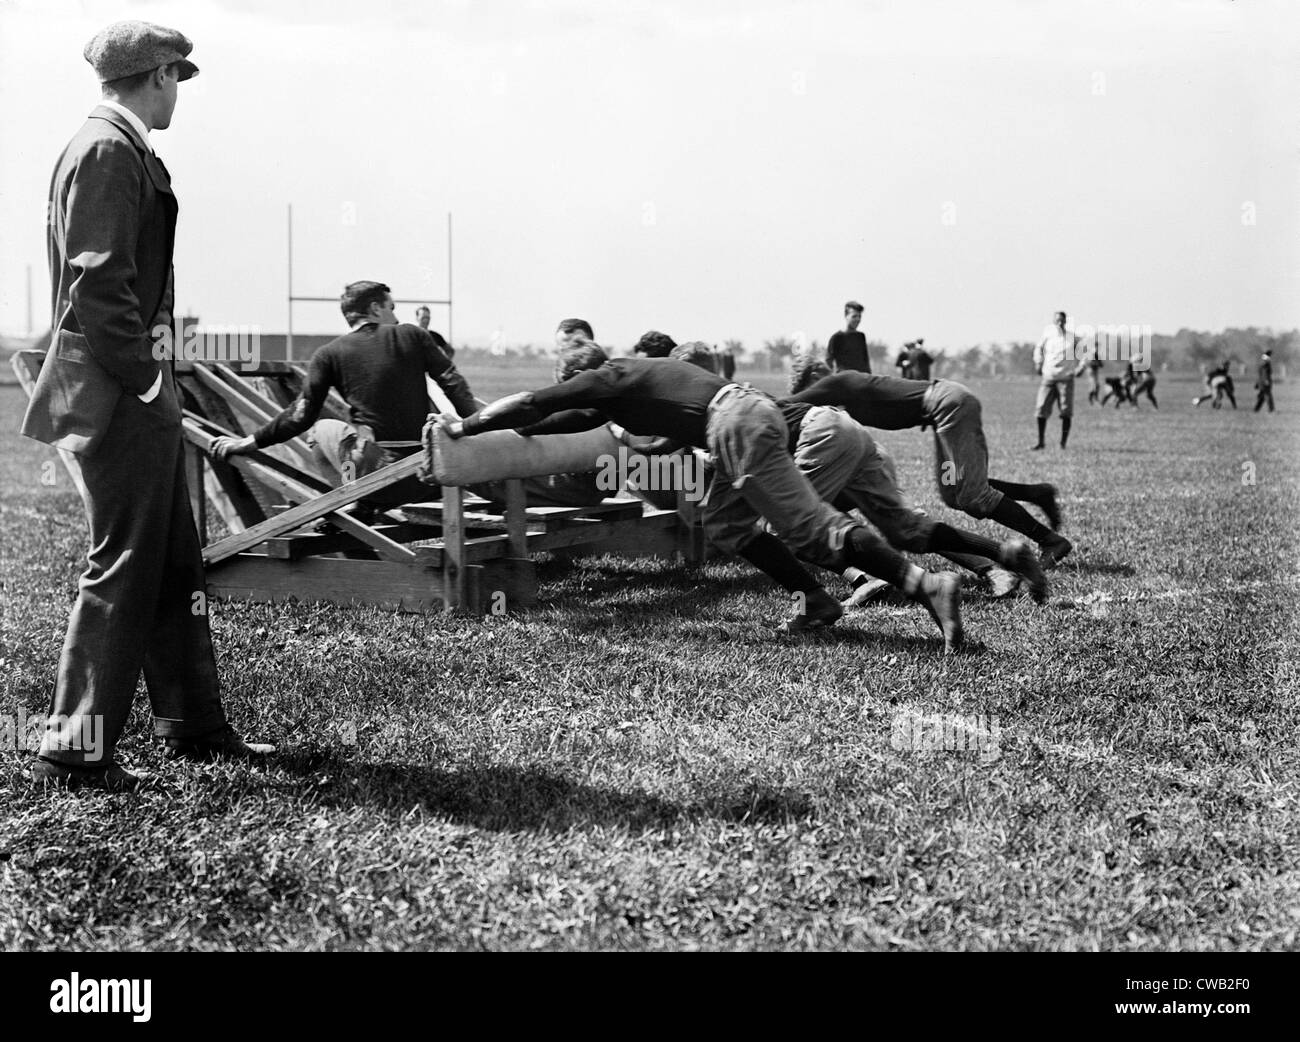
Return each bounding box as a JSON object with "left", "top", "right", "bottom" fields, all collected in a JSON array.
[{"left": 284, "top": 204, "right": 453, "bottom": 363}]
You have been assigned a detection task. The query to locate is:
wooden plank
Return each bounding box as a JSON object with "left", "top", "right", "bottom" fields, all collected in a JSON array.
[
  {"left": 200, "top": 452, "right": 427, "bottom": 565},
  {"left": 526, "top": 509, "right": 681, "bottom": 553},
  {"left": 504, "top": 478, "right": 528, "bottom": 560},
  {"left": 401, "top": 497, "right": 643, "bottom": 530},
  {"left": 675, "top": 485, "right": 706, "bottom": 564},
  {"left": 441, "top": 484, "right": 465, "bottom": 610},
  {"left": 190, "top": 362, "right": 328, "bottom": 480},
  {"left": 411, "top": 533, "right": 512, "bottom": 567},
  {"left": 206, "top": 555, "right": 449, "bottom": 612},
  {"left": 178, "top": 375, "right": 283, "bottom": 521},
  {"left": 207, "top": 554, "right": 533, "bottom": 615},
  {"left": 185, "top": 421, "right": 420, "bottom": 566},
  {"left": 185, "top": 442, "right": 207, "bottom": 544},
  {"left": 262, "top": 521, "right": 435, "bottom": 560},
  {"left": 215, "top": 443, "right": 420, "bottom": 564}
]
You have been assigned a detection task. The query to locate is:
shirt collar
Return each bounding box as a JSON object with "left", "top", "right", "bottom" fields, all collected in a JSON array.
[{"left": 98, "top": 99, "right": 153, "bottom": 154}]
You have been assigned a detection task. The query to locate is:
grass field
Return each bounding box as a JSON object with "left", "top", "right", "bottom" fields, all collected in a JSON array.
[{"left": 1, "top": 365, "right": 1297, "bottom": 950}]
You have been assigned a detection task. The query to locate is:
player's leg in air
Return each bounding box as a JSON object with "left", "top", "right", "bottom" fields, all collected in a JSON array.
[{"left": 929, "top": 382, "right": 1073, "bottom": 567}]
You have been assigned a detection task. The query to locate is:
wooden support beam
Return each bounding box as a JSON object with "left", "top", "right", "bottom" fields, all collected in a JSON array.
[
  {"left": 185, "top": 441, "right": 207, "bottom": 544},
  {"left": 200, "top": 451, "right": 427, "bottom": 565},
  {"left": 441, "top": 483, "right": 466, "bottom": 610},
  {"left": 205, "top": 553, "right": 535, "bottom": 614},
  {"left": 185, "top": 420, "right": 424, "bottom": 565},
  {"left": 262, "top": 521, "right": 435, "bottom": 560},
  {"left": 223, "top": 452, "right": 420, "bottom": 564},
  {"left": 190, "top": 362, "right": 327, "bottom": 480}
]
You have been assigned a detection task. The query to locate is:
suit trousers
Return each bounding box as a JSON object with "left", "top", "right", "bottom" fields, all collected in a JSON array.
[{"left": 40, "top": 383, "right": 226, "bottom": 765}]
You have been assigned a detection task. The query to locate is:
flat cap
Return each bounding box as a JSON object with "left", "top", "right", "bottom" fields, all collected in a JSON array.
[{"left": 84, "top": 20, "right": 199, "bottom": 84}]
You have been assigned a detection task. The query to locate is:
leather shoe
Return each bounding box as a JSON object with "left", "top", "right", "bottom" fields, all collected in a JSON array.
[
  {"left": 31, "top": 758, "right": 148, "bottom": 792},
  {"left": 164, "top": 725, "right": 276, "bottom": 763},
  {"left": 777, "top": 588, "right": 843, "bottom": 634}
]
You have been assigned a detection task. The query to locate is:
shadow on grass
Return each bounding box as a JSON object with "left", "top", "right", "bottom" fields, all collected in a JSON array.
[
  {"left": 272, "top": 755, "right": 815, "bottom": 832},
  {"left": 1055, "top": 555, "right": 1137, "bottom": 577}
]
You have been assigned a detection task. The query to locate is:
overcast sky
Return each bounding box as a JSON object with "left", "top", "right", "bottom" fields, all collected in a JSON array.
[{"left": 1, "top": 0, "right": 1297, "bottom": 352}]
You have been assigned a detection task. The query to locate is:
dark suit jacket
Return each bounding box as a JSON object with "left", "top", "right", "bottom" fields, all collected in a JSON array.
[{"left": 22, "top": 105, "right": 178, "bottom": 455}]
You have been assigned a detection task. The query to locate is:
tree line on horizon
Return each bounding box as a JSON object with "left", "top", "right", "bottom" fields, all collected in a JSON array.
[{"left": 449, "top": 326, "right": 1294, "bottom": 379}]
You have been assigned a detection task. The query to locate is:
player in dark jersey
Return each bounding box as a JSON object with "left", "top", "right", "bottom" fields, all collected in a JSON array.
[
  {"left": 1194, "top": 362, "right": 1237, "bottom": 409},
  {"left": 442, "top": 344, "right": 966, "bottom": 651},
  {"left": 1124, "top": 361, "right": 1158, "bottom": 408}
]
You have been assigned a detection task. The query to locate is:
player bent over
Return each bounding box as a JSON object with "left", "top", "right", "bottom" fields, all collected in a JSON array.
[
  {"left": 442, "top": 345, "right": 965, "bottom": 651},
  {"left": 777, "top": 397, "right": 1048, "bottom": 604},
  {"left": 670, "top": 349, "right": 1037, "bottom": 603},
  {"left": 786, "top": 366, "right": 1074, "bottom": 568}
]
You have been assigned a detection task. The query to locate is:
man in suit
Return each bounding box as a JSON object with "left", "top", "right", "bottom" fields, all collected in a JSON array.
[{"left": 22, "top": 21, "right": 273, "bottom": 791}]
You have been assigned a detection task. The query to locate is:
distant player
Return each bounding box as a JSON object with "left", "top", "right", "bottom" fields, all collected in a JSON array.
[
  {"left": 1124, "top": 361, "right": 1158, "bottom": 408},
  {"left": 826, "top": 300, "right": 871, "bottom": 373},
  {"left": 1031, "top": 311, "right": 1089, "bottom": 450},
  {"left": 1193, "top": 362, "right": 1236, "bottom": 409},
  {"left": 1099, "top": 375, "right": 1131, "bottom": 408},
  {"left": 1084, "top": 354, "right": 1104, "bottom": 404},
  {"left": 895, "top": 341, "right": 916, "bottom": 379},
  {"left": 895, "top": 339, "right": 933, "bottom": 382},
  {"left": 1254, "top": 351, "right": 1275, "bottom": 413}
]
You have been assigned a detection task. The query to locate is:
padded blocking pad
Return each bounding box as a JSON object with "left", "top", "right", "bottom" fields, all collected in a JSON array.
[{"left": 422, "top": 421, "right": 622, "bottom": 485}]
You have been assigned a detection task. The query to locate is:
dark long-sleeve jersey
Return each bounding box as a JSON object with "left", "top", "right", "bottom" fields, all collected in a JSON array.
[
  {"left": 254, "top": 322, "right": 476, "bottom": 448},
  {"left": 461, "top": 358, "right": 730, "bottom": 447},
  {"left": 782, "top": 371, "right": 932, "bottom": 431}
]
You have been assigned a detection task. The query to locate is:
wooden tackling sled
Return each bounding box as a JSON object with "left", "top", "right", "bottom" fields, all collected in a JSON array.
[{"left": 12, "top": 351, "right": 707, "bottom": 614}]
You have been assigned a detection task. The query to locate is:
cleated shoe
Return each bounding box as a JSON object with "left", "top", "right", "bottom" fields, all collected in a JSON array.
[
  {"left": 842, "top": 577, "right": 892, "bottom": 608},
  {"left": 777, "top": 588, "right": 844, "bottom": 634},
  {"left": 914, "top": 572, "right": 963, "bottom": 655},
  {"left": 1040, "top": 535, "right": 1074, "bottom": 569},
  {"left": 985, "top": 567, "right": 1021, "bottom": 599},
  {"left": 1000, "top": 539, "right": 1048, "bottom": 604}
]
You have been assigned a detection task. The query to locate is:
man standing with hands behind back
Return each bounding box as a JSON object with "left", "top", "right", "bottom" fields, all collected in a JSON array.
[{"left": 21, "top": 21, "right": 274, "bottom": 791}]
